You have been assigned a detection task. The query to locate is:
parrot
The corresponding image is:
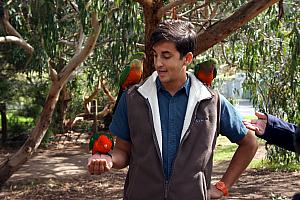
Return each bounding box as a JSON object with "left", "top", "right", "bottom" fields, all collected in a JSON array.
[
  {"left": 194, "top": 58, "right": 218, "bottom": 87},
  {"left": 89, "top": 132, "right": 114, "bottom": 155},
  {"left": 113, "top": 53, "right": 144, "bottom": 114}
]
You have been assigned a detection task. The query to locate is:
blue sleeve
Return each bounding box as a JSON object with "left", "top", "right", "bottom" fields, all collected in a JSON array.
[
  {"left": 109, "top": 91, "right": 131, "bottom": 142},
  {"left": 219, "top": 95, "right": 248, "bottom": 143},
  {"left": 259, "top": 114, "right": 297, "bottom": 152}
]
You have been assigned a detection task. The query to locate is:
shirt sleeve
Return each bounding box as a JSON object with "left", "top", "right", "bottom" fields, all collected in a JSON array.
[
  {"left": 258, "top": 114, "right": 297, "bottom": 152},
  {"left": 109, "top": 91, "right": 131, "bottom": 142},
  {"left": 219, "top": 94, "right": 248, "bottom": 143}
]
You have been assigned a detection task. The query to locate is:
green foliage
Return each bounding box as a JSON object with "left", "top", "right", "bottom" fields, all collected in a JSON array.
[
  {"left": 214, "top": 136, "right": 238, "bottom": 162},
  {"left": 1, "top": 1, "right": 144, "bottom": 135},
  {"left": 86, "top": 1, "right": 144, "bottom": 92},
  {"left": 199, "top": 1, "right": 299, "bottom": 166},
  {"left": 6, "top": 112, "right": 34, "bottom": 137},
  {"left": 238, "top": 2, "right": 300, "bottom": 164}
]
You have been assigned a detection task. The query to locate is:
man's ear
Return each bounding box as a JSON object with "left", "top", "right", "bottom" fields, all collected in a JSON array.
[{"left": 185, "top": 52, "right": 193, "bottom": 64}]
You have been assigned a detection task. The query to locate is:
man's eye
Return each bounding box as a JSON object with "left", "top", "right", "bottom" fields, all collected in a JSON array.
[{"left": 163, "top": 55, "right": 171, "bottom": 59}]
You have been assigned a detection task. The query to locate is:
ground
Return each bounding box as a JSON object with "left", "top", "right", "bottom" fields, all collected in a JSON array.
[{"left": 0, "top": 132, "right": 299, "bottom": 200}]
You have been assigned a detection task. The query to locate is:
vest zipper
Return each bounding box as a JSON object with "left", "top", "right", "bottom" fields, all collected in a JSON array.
[
  {"left": 164, "top": 180, "right": 169, "bottom": 199},
  {"left": 145, "top": 99, "right": 170, "bottom": 199}
]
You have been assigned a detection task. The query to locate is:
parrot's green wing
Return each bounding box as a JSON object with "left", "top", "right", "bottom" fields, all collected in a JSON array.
[
  {"left": 89, "top": 133, "right": 99, "bottom": 151},
  {"left": 119, "top": 65, "right": 131, "bottom": 86}
]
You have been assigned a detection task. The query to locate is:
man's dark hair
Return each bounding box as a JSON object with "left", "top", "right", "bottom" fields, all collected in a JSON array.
[
  {"left": 150, "top": 19, "right": 196, "bottom": 58},
  {"left": 294, "top": 126, "right": 300, "bottom": 154}
]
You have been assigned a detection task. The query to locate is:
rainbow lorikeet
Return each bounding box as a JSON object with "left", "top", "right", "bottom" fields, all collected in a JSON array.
[
  {"left": 113, "top": 54, "right": 144, "bottom": 113},
  {"left": 194, "top": 58, "right": 218, "bottom": 87},
  {"left": 89, "top": 132, "right": 114, "bottom": 155}
]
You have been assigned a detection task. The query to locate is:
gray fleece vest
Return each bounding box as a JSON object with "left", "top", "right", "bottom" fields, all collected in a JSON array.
[{"left": 124, "top": 72, "right": 220, "bottom": 200}]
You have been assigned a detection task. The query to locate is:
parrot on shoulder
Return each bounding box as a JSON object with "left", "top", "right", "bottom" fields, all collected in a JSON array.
[
  {"left": 89, "top": 132, "right": 114, "bottom": 155},
  {"left": 194, "top": 58, "right": 218, "bottom": 87},
  {"left": 113, "top": 53, "right": 144, "bottom": 114}
]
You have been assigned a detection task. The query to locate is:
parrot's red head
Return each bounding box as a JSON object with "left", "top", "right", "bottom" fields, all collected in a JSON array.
[
  {"left": 130, "top": 59, "right": 143, "bottom": 73},
  {"left": 197, "top": 71, "right": 214, "bottom": 86}
]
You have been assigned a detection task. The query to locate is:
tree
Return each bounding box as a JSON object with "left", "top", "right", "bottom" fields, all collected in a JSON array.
[
  {"left": 0, "top": 0, "right": 102, "bottom": 186},
  {"left": 0, "top": 0, "right": 283, "bottom": 186}
]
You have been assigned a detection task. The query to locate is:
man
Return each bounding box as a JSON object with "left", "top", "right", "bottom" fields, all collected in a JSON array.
[
  {"left": 243, "top": 111, "right": 300, "bottom": 153},
  {"left": 88, "top": 19, "right": 258, "bottom": 199}
]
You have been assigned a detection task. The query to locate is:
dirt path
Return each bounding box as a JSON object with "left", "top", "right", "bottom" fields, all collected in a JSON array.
[{"left": 1, "top": 139, "right": 299, "bottom": 199}]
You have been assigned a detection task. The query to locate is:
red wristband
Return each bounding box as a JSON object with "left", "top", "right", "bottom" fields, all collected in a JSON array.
[{"left": 215, "top": 181, "right": 229, "bottom": 196}]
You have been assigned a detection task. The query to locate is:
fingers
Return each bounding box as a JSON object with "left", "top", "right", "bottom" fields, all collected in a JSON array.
[
  {"left": 244, "top": 123, "right": 259, "bottom": 132},
  {"left": 87, "top": 154, "right": 113, "bottom": 175},
  {"left": 89, "top": 160, "right": 108, "bottom": 175},
  {"left": 255, "top": 111, "right": 267, "bottom": 120},
  {"left": 242, "top": 118, "right": 265, "bottom": 135},
  {"left": 210, "top": 184, "right": 224, "bottom": 199}
]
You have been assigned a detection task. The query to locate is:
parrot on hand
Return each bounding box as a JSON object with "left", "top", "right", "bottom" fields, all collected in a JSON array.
[
  {"left": 89, "top": 132, "right": 114, "bottom": 155},
  {"left": 194, "top": 58, "right": 218, "bottom": 87},
  {"left": 113, "top": 53, "right": 144, "bottom": 114}
]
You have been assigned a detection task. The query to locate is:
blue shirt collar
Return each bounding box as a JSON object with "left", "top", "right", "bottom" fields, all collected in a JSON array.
[{"left": 155, "top": 74, "right": 191, "bottom": 96}]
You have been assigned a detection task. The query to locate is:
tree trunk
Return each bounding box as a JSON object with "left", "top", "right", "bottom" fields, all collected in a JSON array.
[
  {"left": 0, "top": 12, "right": 101, "bottom": 187},
  {"left": 59, "top": 85, "right": 71, "bottom": 133},
  {"left": 140, "top": 0, "right": 163, "bottom": 78},
  {"left": 0, "top": 103, "right": 7, "bottom": 144}
]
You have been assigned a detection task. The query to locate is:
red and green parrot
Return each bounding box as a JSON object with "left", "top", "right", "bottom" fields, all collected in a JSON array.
[
  {"left": 113, "top": 53, "right": 144, "bottom": 113},
  {"left": 194, "top": 58, "right": 218, "bottom": 87},
  {"left": 89, "top": 132, "right": 114, "bottom": 155}
]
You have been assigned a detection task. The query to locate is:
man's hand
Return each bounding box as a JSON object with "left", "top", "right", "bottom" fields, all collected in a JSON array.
[
  {"left": 243, "top": 111, "right": 267, "bottom": 136},
  {"left": 87, "top": 153, "right": 113, "bottom": 175},
  {"left": 210, "top": 184, "right": 224, "bottom": 199}
]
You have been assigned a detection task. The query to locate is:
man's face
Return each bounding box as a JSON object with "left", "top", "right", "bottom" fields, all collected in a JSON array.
[{"left": 152, "top": 41, "right": 189, "bottom": 88}]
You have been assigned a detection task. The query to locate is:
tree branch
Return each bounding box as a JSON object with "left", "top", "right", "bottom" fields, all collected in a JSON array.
[
  {"left": 0, "top": 8, "right": 34, "bottom": 55},
  {"left": 178, "top": 0, "right": 210, "bottom": 18},
  {"left": 75, "top": 24, "right": 85, "bottom": 54},
  {"left": 58, "top": 12, "right": 101, "bottom": 85},
  {"left": 0, "top": 36, "right": 34, "bottom": 54},
  {"left": 59, "top": 39, "right": 77, "bottom": 48},
  {"left": 195, "top": 0, "right": 280, "bottom": 56},
  {"left": 83, "top": 78, "right": 101, "bottom": 114},
  {"left": 101, "top": 78, "right": 116, "bottom": 103},
  {"left": 157, "top": 0, "right": 195, "bottom": 19}
]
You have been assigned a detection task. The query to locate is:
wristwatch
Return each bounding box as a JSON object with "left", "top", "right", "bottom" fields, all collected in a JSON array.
[{"left": 215, "top": 181, "right": 229, "bottom": 196}]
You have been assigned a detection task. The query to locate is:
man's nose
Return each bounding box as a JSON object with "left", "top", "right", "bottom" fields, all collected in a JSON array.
[{"left": 154, "top": 56, "right": 163, "bottom": 67}]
